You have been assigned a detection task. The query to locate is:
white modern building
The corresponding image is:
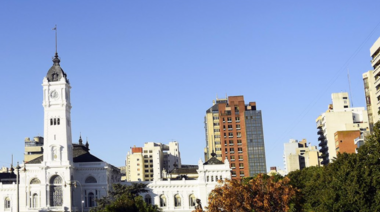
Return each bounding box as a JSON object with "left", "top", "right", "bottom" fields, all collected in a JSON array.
[
  {"left": 363, "top": 36, "right": 380, "bottom": 132},
  {"left": 126, "top": 141, "right": 181, "bottom": 181},
  {"left": 316, "top": 92, "right": 369, "bottom": 165}
]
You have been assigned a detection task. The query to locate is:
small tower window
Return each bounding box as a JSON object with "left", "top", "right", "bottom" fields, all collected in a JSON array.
[
  {"left": 57, "top": 118, "right": 60, "bottom": 125},
  {"left": 50, "top": 119, "right": 53, "bottom": 126},
  {"left": 54, "top": 119, "right": 56, "bottom": 125}
]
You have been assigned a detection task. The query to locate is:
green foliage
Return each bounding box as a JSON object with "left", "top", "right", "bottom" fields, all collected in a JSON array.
[
  {"left": 90, "top": 183, "right": 161, "bottom": 212},
  {"left": 287, "top": 121, "right": 380, "bottom": 211}
]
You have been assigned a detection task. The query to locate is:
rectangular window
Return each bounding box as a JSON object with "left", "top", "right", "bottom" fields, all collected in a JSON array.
[
  {"left": 229, "top": 132, "right": 233, "bottom": 138},
  {"left": 237, "top": 132, "right": 241, "bottom": 138},
  {"left": 228, "top": 125, "right": 233, "bottom": 130},
  {"left": 227, "top": 117, "right": 232, "bottom": 122},
  {"left": 236, "top": 124, "right": 240, "bottom": 129},
  {"left": 240, "top": 171, "right": 244, "bottom": 176},
  {"left": 229, "top": 140, "right": 234, "bottom": 145},
  {"left": 144, "top": 160, "right": 148, "bottom": 163},
  {"left": 231, "top": 163, "right": 236, "bottom": 168},
  {"left": 230, "top": 155, "right": 235, "bottom": 161},
  {"left": 144, "top": 150, "right": 148, "bottom": 153},
  {"left": 149, "top": 150, "right": 152, "bottom": 153},
  {"left": 239, "top": 155, "right": 243, "bottom": 160},
  {"left": 239, "top": 163, "right": 244, "bottom": 168},
  {"left": 238, "top": 148, "right": 243, "bottom": 153},
  {"left": 237, "top": 140, "right": 242, "bottom": 145},
  {"left": 231, "top": 171, "right": 236, "bottom": 176},
  {"left": 235, "top": 117, "right": 240, "bottom": 122},
  {"left": 230, "top": 148, "right": 234, "bottom": 153}
]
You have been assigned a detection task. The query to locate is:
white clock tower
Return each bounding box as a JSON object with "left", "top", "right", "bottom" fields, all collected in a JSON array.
[{"left": 42, "top": 53, "right": 73, "bottom": 166}]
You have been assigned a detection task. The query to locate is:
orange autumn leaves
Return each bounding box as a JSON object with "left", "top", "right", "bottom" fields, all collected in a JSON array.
[{"left": 207, "top": 174, "right": 297, "bottom": 212}]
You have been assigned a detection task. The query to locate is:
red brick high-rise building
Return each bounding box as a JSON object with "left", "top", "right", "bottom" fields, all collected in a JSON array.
[{"left": 204, "top": 96, "right": 267, "bottom": 180}]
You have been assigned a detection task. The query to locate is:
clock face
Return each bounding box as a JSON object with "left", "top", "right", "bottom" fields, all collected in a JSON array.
[{"left": 50, "top": 90, "right": 58, "bottom": 99}]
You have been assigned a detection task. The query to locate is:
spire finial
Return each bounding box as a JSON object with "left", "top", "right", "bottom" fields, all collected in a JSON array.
[
  {"left": 79, "top": 134, "right": 83, "bottom": 145},
  {"left": 52, "top": 25, "right": 60, "bottom": 64}
]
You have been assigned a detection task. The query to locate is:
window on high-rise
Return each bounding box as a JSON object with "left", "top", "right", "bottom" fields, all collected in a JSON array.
[
  {"left": 230, "top": 155, "right": 235, "bottom": 161},
  {"left": 227, "top": 117, "right": 232, "bottom": 122},
  {"left": 231, "top": 163, "right": 236, "bottom": 169},
  {"left": 238, "top": 148, "right": 243, "bottom": 153},
  {"left": 237, "top": 140, "right": 242, "bottom": 145}
]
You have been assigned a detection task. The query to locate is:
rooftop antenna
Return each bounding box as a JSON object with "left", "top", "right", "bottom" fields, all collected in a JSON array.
[
  {"left": 52, "top": 25, "right": 58, "bottom": 54},
  {"left": 348, "top": 69, "right": 354, "bottom": 107}
]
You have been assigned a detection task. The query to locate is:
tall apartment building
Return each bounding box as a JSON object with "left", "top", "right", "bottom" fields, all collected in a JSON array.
[
  {"left": 363, "top": 36, "right": 380, "bottom": 132},
  {"left": 126, "top": 141, "right": 181, "bottom": 181},
  {"left": 283, "top": 139, "right": 319, "bottom": 174},
  {"left": 204, "top": 96, "right": 266, "bottom": 179},
  {"left": 316, "top": 93, "right": 369, "bottom": 165}
]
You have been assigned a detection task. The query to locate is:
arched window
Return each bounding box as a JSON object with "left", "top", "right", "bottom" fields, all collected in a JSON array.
[
  {"left": 85, "top": 176, "right": 97, "bottom": 183},
  {"left": 54, "top": 119, "right": 56, "bottom": 125},
  {"left": 174, "top": 194, "right": 181, "bottom": 207},
  {"left": 88, "top": 192, "right": 95, "bottom": 207},
  {"left": 189, "top": 194, "right": 196, "bottom": 207},
  {"left": 211, "top": 176, "right": 214, "bottom": 182},
  {"left": 4, "top": 197, "right": 10, "bottom": 209},
  {"left": 30, "top": 178, "right": 41, "bottom": 184},
  {"left": 32, "top": 194, "right": 38, "bottom": 208},
  {"left": 159, "top": 195, "right": 166, "bottom": 207},
  {"left": 49, "top": 175, "right": 62, "bottom": 206},
  {"left": 145, "top": 194, "right": 152, "bottom": 204},
  {"left": 57, "top": 118, "right": 60, "bottom": 125},
  {"left": 50, "top": 119, "right": 53, "bottom": 125}
]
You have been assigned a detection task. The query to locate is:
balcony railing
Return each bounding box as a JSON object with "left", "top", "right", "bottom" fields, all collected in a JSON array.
[
  {"left": 25, "top": 142, "right": 44, "bottom": 147},
  {"left": 374, "top": 64, "right": 380, "bottom": 77}
]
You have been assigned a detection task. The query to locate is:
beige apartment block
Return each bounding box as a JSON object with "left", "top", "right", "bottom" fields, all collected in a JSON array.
[
  {"left": 126, "top": 141, "right": 181, "bottom": 181},
  {"left": 316, "top": 93, "right": 369, "bottom": 165},
  {"left": 24, "top": 136, "right": 44, "bottom": 163},
  {"left": 204, "top": 97, "right": 227, "bottom": 161},
  {"left": 283, "top": 139, "right": 319, "bottom": 174}
]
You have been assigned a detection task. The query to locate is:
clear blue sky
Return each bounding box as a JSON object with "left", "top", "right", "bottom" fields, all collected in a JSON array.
[{"left": 1, "top": 1, "right": 380, "bottom": 172}]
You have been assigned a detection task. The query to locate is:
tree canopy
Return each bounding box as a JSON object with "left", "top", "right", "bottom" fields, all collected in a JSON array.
[
  {"left": 207, "top": 174, "right": 297, "bottom": 212},
  {"left": 90, "top": 183, "right": 161, "bottom": 212}
]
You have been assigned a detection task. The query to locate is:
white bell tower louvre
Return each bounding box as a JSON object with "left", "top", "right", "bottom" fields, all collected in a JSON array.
[{"left": 42, "top": 53, "right": 73, "bottom": 166}]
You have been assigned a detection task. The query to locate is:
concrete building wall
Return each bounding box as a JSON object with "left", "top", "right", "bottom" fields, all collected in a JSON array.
[{"left": 334, "top": 130, "right": 361, "bottom": 154}]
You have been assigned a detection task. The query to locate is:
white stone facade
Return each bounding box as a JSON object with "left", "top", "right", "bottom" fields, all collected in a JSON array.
[{"left": 124, "top": 158, "right": 231, "bottom": 212}]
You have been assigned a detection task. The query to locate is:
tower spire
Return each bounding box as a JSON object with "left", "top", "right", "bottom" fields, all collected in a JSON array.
[
  {"left": 52, "top": 25, "right": 60, "bottom": 64},
  {"left": 53, "top": 25, "right": 57, "bottom": 55}
]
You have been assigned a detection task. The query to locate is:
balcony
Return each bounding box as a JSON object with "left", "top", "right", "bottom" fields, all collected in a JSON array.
[
  {"left": 374, "top": 65, "right": 380, "bottom": 79},
  {"left": 317, "top": 130, "right": 323, "bottom": 135},
  {"left": 318, "top": 135, "right": 326, "bottom": 141},
  {"left": 25, "top": 142, "right": 44, "bottom": 147},
  {"left": 319, "top": 140, "right": 327, "bottom": 147},
  {"left": 371, "top": 52, "right": 380, "bottom": 68}
]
